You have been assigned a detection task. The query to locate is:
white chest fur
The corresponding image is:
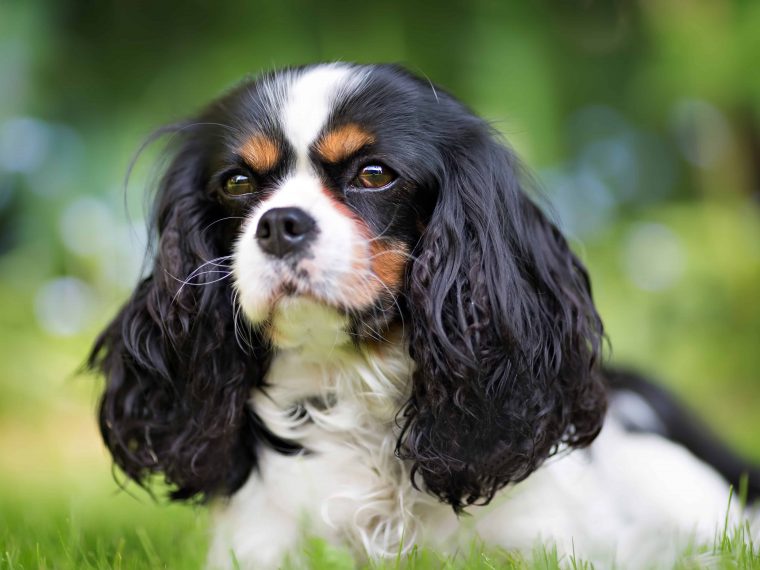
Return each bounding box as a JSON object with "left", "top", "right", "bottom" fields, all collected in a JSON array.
[{"left": 207, "top": 339, "right": 460, "bottom": 569}]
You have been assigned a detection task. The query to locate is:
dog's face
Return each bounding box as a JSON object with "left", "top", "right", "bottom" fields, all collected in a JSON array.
[
  {"left": 221, "top": 65, "right": 431, "bottom": 347},
  {"left": 91, "top": 63, "right": 607, "bottom": 511}
]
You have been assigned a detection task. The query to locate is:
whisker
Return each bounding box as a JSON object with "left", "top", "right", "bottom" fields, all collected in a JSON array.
[
  {"left": 165, "top": 267, "right": 232, "bottom": 288},
  {"left": 359, "top": 271, "right": 406, "bottom": 336},
  {"left": 164, "top": 255, "right": 234, "bottom": 306},
  {"left": 167, "top": 255, "right": 233, "bottom": 286},
  {"left": 169, "top": 270, "right": 232, "bottom": 284},
  {"left": 347, "top": 272, "right": 400, "bottom": 343},
  {"left": 358, "top": 270, "right": 406, "bottom": 340},
  {"left": 365, "top": 249, "right": 419, "bottom": 263},
  {"left": 201, "top": 216, "right": 247, "bottom": 236},
  {"left": 231, "top": 288, "right": 255, "bottom": 353},
  {"left": 352, "top": 309, "right": 385, "bottom": 343},
  {"left": 170, "top": 272, "right": 233, "bottom": 305},
  {"left": 363, "top": 207, "right": 403, "bottom": 244}
]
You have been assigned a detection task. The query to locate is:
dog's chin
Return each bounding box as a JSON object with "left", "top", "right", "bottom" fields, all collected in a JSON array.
[
  {"left": 267, "top": 295, "right": 351, "bottom": 352},
  {"left": 237, "top": 280, "right": 354, "bottom": 352}
]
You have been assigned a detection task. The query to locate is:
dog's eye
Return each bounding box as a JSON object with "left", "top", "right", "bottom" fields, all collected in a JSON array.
[
  {"left": 223, "top": 174, "right": 255, "bottom": 196},
  {"left": 353, "top": 165, "right": 396, "bottom": 189}
]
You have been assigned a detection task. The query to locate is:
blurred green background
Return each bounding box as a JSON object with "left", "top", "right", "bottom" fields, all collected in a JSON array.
[{"left": 1, "top": 0, "right": 759, "bottom": 565}]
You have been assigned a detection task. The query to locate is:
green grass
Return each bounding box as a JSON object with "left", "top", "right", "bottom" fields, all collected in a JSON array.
[
  {"left": 0, "top": 492, "right": 208, "bottom": 569},
  {"left": 1, "top": 481, "right": 759, "bottom": 570}
]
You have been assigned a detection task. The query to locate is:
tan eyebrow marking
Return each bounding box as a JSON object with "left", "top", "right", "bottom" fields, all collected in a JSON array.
[
  {"left": 239, "top": 134, "right": 280, "bottom": 173},
  {"left": 316, "top": 123, "right": 375, "bottom": 163}
]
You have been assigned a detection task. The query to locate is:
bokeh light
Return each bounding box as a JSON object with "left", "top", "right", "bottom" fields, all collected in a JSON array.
[{"left": 34, "top": 276, "right": 97, "bottom": 336}]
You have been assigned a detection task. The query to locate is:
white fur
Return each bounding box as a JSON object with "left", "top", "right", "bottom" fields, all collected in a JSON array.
[
  {"left": 207, "top": 332, "right": 748, "bottom": 570},
  {"left": 476, "top": 420, "right": 740, "bottom": 568},
  {"left": 207, "top": 328, "right": 436, "bottom": 569},
  {"left": 279, "top": 64, "right": 364, "bottom": 171},
  {"left": 609, "top": 389, "right": 668, "bottom": 433}
]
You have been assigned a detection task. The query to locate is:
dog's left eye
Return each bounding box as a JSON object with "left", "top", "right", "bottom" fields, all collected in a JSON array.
[
  {"left": 223, "top": 174, "right": 255, "bottom": 196},
  {"left": 352, "top": 165, "right": 396, "bottom": 189}
]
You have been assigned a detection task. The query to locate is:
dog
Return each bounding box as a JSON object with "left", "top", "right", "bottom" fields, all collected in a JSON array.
[{"left": 89, "top": 63, "right": 760, "bottom": 569}]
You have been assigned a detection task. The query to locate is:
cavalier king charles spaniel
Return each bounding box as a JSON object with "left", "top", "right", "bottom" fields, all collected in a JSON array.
[{"left": 90, "top": 63, "right": 760, "bottom": 569}]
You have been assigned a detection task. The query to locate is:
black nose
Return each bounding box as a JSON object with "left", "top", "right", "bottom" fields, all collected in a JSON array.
[{"left": 255, "top": 207, "right": 317, "bottom": 258}]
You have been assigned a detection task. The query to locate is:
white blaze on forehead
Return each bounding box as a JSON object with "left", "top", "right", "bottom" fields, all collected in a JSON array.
[{"left": 280, "top": 64, "right": 363, "bottom": 168}]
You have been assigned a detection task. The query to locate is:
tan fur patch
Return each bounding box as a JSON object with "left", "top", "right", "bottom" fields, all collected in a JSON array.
[
  {"left": 316, "top": 123, "right": 375, "bottom": 163},
  {"left": 370, "top": 240, "right": 408, "bottom": 290},
  {"left": 240, "top": 134, "right": 280, "bottom": 173}
]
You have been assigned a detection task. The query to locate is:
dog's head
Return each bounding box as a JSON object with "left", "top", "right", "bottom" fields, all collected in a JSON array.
[{"left": 90, "top": 63, "right": 606, "bottom": 511}]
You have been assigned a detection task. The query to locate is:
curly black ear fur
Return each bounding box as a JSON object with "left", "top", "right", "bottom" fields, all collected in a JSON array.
[
  {"left": 400, "top": 126, "right": 607, "bottom": 512},
  {"left": 88, "top": 132, "right": 281, "bottom": 501}
]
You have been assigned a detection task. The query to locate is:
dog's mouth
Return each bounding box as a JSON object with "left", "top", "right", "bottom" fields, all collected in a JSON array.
[
  {"left": 267, "top": 270, "right": 340, "bottom": 307},
  {"left": 233, "top": 236, "right": 400, "bottom": 336},
  {"left": 262, "top": 258, "right": 377, "bottom": 313}
]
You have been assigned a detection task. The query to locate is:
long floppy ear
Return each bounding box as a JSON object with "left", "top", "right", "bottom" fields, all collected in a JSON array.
[
  {"left": 89, "top": 134, "right": 280, "bottom": 501},
  {"left": 400, "top": 127, "right": 607, "bottom": 512}
]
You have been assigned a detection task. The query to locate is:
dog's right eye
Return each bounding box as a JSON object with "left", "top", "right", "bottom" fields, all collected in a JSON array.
[
  {"left": 351, "top": 164, "right": 397, "bottom": 190},
  {"left": 223, "top": 174, "right": 255, "bottom": 196}
]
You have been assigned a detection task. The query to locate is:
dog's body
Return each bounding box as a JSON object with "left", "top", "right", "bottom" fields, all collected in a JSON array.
[
  {"left": 206, "top": 315, "right": 738, "bottom": 569},
  {"left": 90, "top": 63, "right": 759, "bottom": 569}
]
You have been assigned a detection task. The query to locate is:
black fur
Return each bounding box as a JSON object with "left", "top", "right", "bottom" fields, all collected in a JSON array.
[
  {"left": 90, "top": 63, "right": 608, "bottom": 508},
  {"left": 398, "top": 115, "right": 607, "bottom": 511},
  {"left": 89, "top": 133, "right": 298, "bottom": 501}
]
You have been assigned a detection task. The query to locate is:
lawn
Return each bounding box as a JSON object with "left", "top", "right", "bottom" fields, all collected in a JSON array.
[{"left": 2, "top": 477, "right": 760, "bottom": 569}]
